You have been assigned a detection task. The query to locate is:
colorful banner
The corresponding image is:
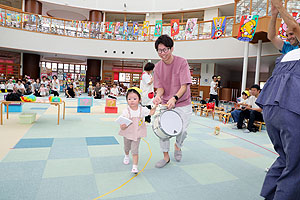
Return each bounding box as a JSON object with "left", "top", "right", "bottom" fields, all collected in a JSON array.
[
  {"left": 16, "top": 14, "right": 21, "bottom": 22},
  {"left": 171, "top": 19, "right": 180, "bottom": 36},
  {"left": 31, "top": 14, "right": 36, "bottom": 23},
  {"left": 278, "top": 12, "right": 300, "bottom": 41},
  {"left": 6, "top": 13, "right": 11, "bottom": 23},
  {"left": 123, "top": 22, "right": 128, "bottom": 35},
  {"left": 0, "top": 13, "right": 3, "bottom": 23},
  {"left": 115, "top": 22, "right": 120, "bottom": 34},
  {"left": 105, "top": 22, "right": 113, "bottom": 33},
  {"left": 142, "top": 21, "right": 149, "bottom": 36},
  {"left": 100, "top": 22, "right": 105, "bottom": 33},
  {"left": 237, "top": 15, "right": 259, "bottom": 42},
  {"left": 132, "top": 21, "right": 139, "bottom": 36},
  {"left": 23, "top": 14, "right": 29, "bottom": 22},
  {"left": 154, "top": 20, "right": 163, "bottom": 37},
  {"left": 211, "top": 17, "right": 227, "bottom": 39},
  {"left": 185, "top": 18, "right": 197, "bottom": 38}
]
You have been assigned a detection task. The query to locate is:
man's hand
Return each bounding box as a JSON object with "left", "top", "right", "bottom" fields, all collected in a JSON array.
[
  {"left": 167, "top": 97, "right": 176, "bottom": 109},
  {"left": 120, "top": 124, "right": 127, "bottom": 130},
  {"left": 271, "top": 0, "right": 283, "bottom": 8},
  {"left": 245, "top": 106, "right": 252, "bottom": 110},
  {"left": 153, "top": 95, "right": 162, "bottom": 106},
  {"left": 271, "top": 3, "right": 279, "bottom": 16}
]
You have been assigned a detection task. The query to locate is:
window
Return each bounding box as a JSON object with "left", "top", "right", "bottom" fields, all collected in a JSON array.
[
  {"left": 162, "top": 13, "right": 183, "bottom": 24},
  {"left": 64, "top": 64, "right": 69, "bottom": 72},
  {"left": 52, "top": 63, "right": 57, "bottom": 71},
  {"left": 58, "top": 63, "right": 63, "bottom": 69},
  {"left": 46, "top": 62, "right": 52, "bottom": 69},
  {"left": 69, "top": 64, "right": 74, "bottom": 72},
  {"left": 126, "top": 14, "right": 145, "bottom": 24},
  {"left": 106, "top": 13, "right": 126, "bottom": 22}
]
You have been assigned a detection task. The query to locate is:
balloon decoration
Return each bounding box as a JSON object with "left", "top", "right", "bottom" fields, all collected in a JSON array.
[
  {"left": 49, "top": 96, "right": 62, "bottom": 102},
  {"left": 21, "top": 94, "right": 37, "bottom": 102}
]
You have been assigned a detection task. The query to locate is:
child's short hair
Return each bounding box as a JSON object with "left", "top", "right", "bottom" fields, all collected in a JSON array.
[
  {"left": 144, "top": 62, "right": 155, "bottom": 71},
  {"left": 126, "top": 88, "right": 141, "bottom": 100}
]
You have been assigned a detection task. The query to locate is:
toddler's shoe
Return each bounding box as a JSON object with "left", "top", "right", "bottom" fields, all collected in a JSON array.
[{"left": 123, "top": 156, "right": 130, "bottom": 165}]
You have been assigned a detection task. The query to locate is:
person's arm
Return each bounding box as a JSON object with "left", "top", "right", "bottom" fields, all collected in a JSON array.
[
  {"left": 268, "top": 4, "right": 284, "bottom": 50},
  {"left": 153, "top": 88, "right": 164, "bottom": 105},
  {"left": 149, "top": 105, "right": 157, "bottom": 115},
  {"left": 251, "top": 107, "right": 263, "bottom": 112},
  {"left": 272, "top": 0, "right": 300, "bottom": 40},
  {"left": 166, "top": 84, "right": 188, "bottom": 109},
  {"left": 148, "top": 77, "right": 154, "bottom": 85},
  {"left": 66, "top": 89, "right": 70, "bottom": 97}
]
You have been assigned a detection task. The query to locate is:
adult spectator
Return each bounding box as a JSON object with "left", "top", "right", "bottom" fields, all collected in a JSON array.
[
  {"left": 14, "top": 79, "right": 25, "bottom": 94},
  {"left": 66, "top": 84, "right": 75, "bottom": 98},
  {"left": 209, "top": 75, "right": 219, "bottom": 106},
  {"left": 237, "top": 84, "right": 263, "bottom": 133},
  {"left": 93, "top": 82, "right": 102, "bottom": 99}
]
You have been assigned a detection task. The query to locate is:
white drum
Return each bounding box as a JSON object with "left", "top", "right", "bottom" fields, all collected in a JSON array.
[{"left": 152, "top": 109, "right": 183, "bottom": 139}]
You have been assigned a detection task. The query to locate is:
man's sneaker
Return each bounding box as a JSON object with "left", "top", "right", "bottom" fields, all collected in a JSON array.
[{"left": 244, "top": 129, "right": 251, "bottom": 133}]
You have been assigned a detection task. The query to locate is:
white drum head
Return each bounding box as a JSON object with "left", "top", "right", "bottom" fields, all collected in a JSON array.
[{"left": 160, "top": 110, "right": 183, "bottom": 136}]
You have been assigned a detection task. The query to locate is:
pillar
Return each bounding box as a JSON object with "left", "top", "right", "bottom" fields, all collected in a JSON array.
[
  {"left": 255, "top": 40, "right": 262, "bottom": 84},
  {"left": 24, "top": 0, "right": 42, "bottom": 15},
  {"left": 89, "top": 10, "right": 103, "bottom": 22},
  {"left": 241, "top": 42, "right": 249, "bottom": 93},
  {"left": 22, "top": 53, "right": 40, "bottom": 79}
]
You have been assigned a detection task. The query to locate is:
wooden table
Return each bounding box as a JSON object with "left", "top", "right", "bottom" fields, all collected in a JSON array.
[{"left": 0, "top": 100, "right": 66, "bottom": 125}]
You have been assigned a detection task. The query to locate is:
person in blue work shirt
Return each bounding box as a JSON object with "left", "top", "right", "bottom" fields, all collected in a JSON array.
[{"left": 259, "top": 0, "right": 300, "bottom": 199}]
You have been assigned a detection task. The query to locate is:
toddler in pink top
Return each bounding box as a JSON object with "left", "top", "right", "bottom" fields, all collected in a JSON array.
[{"left": 119, "top": 87, "right": 156, "bottom": 174}]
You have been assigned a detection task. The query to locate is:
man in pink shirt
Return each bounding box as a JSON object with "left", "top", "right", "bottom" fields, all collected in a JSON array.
[{"left": 153, "top": 35, "right": 192, "bottom": 168}]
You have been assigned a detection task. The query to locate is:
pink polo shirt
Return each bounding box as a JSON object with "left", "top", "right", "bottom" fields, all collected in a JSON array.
[{"left": 154, "top": 55, "right": 192, "bottom": 107}]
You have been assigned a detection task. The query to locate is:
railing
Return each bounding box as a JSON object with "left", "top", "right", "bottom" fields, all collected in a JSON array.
[{"left": 0, "top": 5, "right": 235, "bottom": 42}]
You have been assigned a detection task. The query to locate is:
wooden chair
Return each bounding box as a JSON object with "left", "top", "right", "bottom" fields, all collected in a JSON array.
[
  {"left": 195, "top": 103, "right": 204, "bottom": 116},
  {"left": 214, "top": 107, "right": 225, "bottom": 120},
  {"left": 202, "top": 107, "right": 214, "bottom": 119},
  {"left": 245, "top": 119, "right": 265, "bottom": 132},
  {"left": 254, "top": 121, "right": 266, "bottom": 132}
]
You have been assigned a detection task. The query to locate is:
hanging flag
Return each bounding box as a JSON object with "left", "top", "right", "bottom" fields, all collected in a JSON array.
[
  {"left": 185, "top": 18, "right": 197, "bottom": 39},
  {"left": 6, "top": 13, "right": 12, "bottom": 23},
  {"left": 237, "top": 15, "right": 259, "bottom": 42},
  {"left": 23, "top": 14, "right": 29, "bottom": 22},
  {"left": 171, "top": 19, "right": 180, "bottom": 36},
  {"left": 115, "top": 22, "right": 120, "bottom": 34},
  {"left": 211, "top": 17, "right": 227, "bottom": 39},
  {"left": 278, "top": 12, "right": 300, "bottom": 41},
  {"left": 142, "top": 21, "right": 149, "bottom": 36},
  {"left": 105, "top": 22, "right": 113, "bottom": 33},
  {"left": 132, "top": 21, "right": 139, "bottom": 36},
  {"left": 100, "top": 22, "right": 105, "bottom": 33},
  {"left": 154, "top": 20, "right": 163, "bottom": 37},
  {"left": 123, "top": 21, "right": 128, "bottom": 35},
  {"left": 16, "top": 14, "right": 21, "bottom": 22},
  {"left": 31, "top": 14, "right": 36, "bottom": 23}
]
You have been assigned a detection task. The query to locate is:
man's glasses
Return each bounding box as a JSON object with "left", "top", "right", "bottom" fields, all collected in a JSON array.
[{"left": 157, "top": 48, "right": 170, "bottom": 54}]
